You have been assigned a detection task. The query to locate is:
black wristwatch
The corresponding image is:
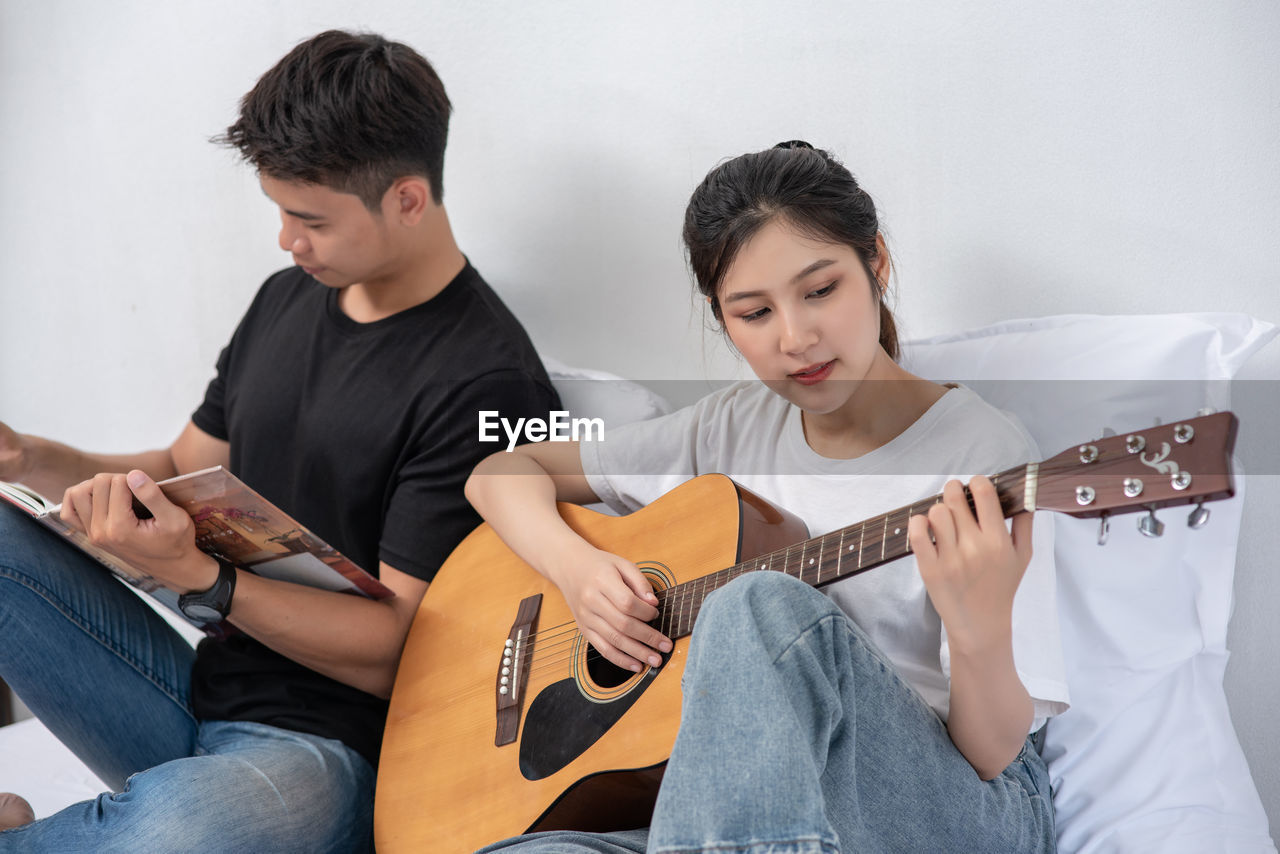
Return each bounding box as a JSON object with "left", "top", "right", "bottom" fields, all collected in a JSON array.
[{"left": 179, "top": 557, "right": 238, "bottom": 622}]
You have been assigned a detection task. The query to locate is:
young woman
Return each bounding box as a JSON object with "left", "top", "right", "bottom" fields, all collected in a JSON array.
[{"left": 466, "top": 141, "right": 1069, "bottom": 853}]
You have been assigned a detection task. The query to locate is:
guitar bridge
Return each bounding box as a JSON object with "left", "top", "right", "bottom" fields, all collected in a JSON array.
[{"left": 495, "top": 594, "right": 541, "bottom": 746}]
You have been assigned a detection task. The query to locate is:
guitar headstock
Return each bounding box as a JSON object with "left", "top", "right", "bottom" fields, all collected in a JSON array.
[{"left": 1034, "top": 412, "right": 1238, "bottom": 519}]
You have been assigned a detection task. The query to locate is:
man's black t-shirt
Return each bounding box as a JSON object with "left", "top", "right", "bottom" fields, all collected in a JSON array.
[{"left": 188, "top": 261, "right": 559, "bottom": 766}]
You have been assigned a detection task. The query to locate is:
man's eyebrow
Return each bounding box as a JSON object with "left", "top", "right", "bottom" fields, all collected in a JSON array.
[
  {"left": 722, "top": 258, "right": 838, "bottom": 303},
  {"left": 259, "top": 187, "right": 325, "bottom": 221}
]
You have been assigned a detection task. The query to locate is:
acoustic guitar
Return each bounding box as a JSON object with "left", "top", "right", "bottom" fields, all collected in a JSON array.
[{"left": 376, "top": 412, "right": 1238, "bottom": 853}]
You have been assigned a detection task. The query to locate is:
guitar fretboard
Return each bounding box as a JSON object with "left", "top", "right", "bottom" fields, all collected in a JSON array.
[{"left": 653, "top": 463, "right": 1031, "bottom": 640}]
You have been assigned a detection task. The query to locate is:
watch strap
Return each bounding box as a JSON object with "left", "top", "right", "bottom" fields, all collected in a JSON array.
[{"left": 178, "top": 556, "right": 238, "bottom": 621}]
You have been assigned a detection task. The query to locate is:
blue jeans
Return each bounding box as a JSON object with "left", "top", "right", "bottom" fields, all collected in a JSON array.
[
  {"left": 481, "top": 572, "right": 1055, "bottom": 854},
  {"left": 0, "top": 505, "right": 374, "bottom": 853}
]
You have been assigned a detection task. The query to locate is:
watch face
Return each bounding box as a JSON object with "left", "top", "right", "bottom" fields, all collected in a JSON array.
[{"left": 181, "top": 602, "right": 225, "bottom": 622}]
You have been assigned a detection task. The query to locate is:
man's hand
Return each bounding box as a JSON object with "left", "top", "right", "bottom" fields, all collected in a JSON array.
[
  {"left": 0, "top": 421, "right": 31, "bottom": 484},
  {"left": 59, "top": 470, "right": 217, "bottom": 593}
]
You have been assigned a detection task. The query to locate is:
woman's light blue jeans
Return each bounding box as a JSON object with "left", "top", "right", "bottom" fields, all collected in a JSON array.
[
  {"left": 481, "top": 571, "right": 1055, "bottom": 854},
  {"left": 0, "top": 505, "right": 374, "bottom": 853}
]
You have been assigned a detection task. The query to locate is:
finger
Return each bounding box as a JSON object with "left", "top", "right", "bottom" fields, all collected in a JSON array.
[
  {"left": 126, "top": 470, "right": 174, "bottom": 522},
  {"left": 926, "top": 500, "right": 958, "bottom": 551},
  {"left": 59, "top": 483, "right": 87, "bottom": 533},
  {"left": 907, "top": 513, "right": 935, "bottom": 558},
  {"left": 585, "top": 619, "right": 659, "bottom": 673},
  {"left": 597, "top": 582, "right": 670, "bottom": 657},
  {"left": 907, "top": 514, "right": 938, "bottom": 579},
  {"left": 605, "top": 616, "right": 670, "bottom": 669},
  {"left": 107, "top": 473, "right": 135, "bottom": 531},
  {"left": 969, "top": 475, "right": 1005, "bottom": 534},
  {"left": 1009, "top": 512, "right": 1034, "bottom": 567},
  {"left": 90, "top": 473, "right": 114, "bottom": 539},
  {"left": 583, "top": 630, "right": 644, "bottom": 673},
  {"left": 617, "top": 559, "right": 660, "bottom": 608},
  {"left": 601, "top": 573, "right": 658, "bottom": 626},
  {"left": 941, "top": 479, "right": 979, "bottom": 539}
]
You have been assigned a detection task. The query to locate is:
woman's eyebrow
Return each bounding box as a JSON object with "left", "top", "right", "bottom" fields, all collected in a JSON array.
[{"left": 723, "top": 258, "right": 837, "bottom": 303}]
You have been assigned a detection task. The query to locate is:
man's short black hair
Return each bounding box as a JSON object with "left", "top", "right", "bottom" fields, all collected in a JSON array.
[{"left": 219, "top": 30, "right": 452, "bottom": 209}]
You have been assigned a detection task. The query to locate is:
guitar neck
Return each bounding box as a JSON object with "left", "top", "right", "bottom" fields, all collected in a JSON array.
[{"left": 653, "top": 462, "right": 1033, "bottom": 641}]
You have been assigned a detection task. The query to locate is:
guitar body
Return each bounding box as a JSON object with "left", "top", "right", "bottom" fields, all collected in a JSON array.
[
  {"left": 375, "top": 411, "right": 1239, "bottom": 853},
  {"left": 375, "top": 474, "right": 808, "bottom": 854}
]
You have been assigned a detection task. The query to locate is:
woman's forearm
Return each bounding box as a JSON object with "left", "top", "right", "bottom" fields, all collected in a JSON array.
[
  {"left": 945, "top": 631, "right": 1034, "bottom": 780},
  {"left": 464, "top": 447, "right": 595, "bottom": 583}
]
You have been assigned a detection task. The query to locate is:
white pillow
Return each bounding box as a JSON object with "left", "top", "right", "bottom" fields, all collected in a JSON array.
[
  {"left": 539, "top": 356, "right": 674, "bottom": 515},
  {"left": 901, "top": 313, "right": 1277, "bottom": 854},
  {"left": 540, "top": 355, "right": 674, "bottom": 428}
]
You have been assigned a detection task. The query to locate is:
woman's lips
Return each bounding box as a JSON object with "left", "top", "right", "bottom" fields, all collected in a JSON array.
[{"left": 789, "top": 360, "right": 835, "bottom": 386}]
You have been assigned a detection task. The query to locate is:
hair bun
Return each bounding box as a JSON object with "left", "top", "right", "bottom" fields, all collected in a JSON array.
[{"left": 773, "top": 139, "right": 814, "bottom": 151}]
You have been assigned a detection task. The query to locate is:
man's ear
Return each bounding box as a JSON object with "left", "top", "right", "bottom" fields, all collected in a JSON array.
[
  {"left": 386, "top": 176, "right": 433, "bottom": 225},
  {"left": 873, "top": 232, "right": 892, "bottom": 293}
]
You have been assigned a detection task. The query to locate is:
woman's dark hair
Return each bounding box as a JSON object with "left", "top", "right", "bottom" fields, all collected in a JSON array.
[
  {"left": 217, "top": 30, "right": 452, "bottom": 209},
  {"left": 682, "top": 141, "right": 900, "bottom": 361}
]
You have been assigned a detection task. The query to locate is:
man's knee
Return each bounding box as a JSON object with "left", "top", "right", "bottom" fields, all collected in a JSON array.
[{"left": 115, "top": 751, "right": 372, "bottom": 853}]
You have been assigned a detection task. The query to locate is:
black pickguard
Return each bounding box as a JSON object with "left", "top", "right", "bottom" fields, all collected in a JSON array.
[{"left": 518, "top": 666, "right": 662, "bottom": 781}]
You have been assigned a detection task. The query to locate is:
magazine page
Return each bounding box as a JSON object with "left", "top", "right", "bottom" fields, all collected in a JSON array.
[
  {"left": 0, "top": 481, "right": 55, "bottom": 517},
  {"left": 159, "top": 467, "right": 393, "bottom": 600}
]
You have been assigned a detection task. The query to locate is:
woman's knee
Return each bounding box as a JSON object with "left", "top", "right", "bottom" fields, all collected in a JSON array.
[{"left": 702, "top": 572, "right": 838, "bottom": 632}]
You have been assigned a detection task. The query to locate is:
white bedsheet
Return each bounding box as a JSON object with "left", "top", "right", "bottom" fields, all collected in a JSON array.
[{"left": 0, "top": 718, "right": 105, "bottom": 820}]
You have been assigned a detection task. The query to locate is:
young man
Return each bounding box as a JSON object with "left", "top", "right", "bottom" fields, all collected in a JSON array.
[{"left": 0, "top": 30, "right": 558, "bottom": 851}]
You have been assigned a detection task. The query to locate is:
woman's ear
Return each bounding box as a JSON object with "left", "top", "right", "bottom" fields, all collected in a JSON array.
[{"left": 873, "top": 232, "right": 892, "bottom": 293}]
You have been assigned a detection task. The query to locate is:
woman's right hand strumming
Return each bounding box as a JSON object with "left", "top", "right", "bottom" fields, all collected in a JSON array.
[
  {"left": 465, "top": 440, "right": 673, "bottom": 673},
  {"left": 544, "top": 538, "right": 672, "bottom": 673}
]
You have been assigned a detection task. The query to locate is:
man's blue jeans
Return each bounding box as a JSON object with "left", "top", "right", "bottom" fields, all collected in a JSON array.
[
  {"left": 481, "top": 572, "right": 1056, "bottom": 854},
  {"left": 0, "top": 505, "right": 374, "bottom": 853}
]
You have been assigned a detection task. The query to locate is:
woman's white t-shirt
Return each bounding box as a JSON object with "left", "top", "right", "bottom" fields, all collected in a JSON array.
[{"left": 581, "top": 381, "right": 1069, "bottom": 730}]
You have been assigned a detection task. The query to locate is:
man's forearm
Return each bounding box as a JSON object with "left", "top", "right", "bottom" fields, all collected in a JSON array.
[
  {"left": 18, "top": 434, "right": 178, "bottom": 499},
  {"left": 227, "top": 568, "right": 419, "bottom": 699}
]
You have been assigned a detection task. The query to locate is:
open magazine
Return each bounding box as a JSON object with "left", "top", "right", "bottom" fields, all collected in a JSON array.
[{"left": 0, "top": 466, "right": 393, "bottom": 628}]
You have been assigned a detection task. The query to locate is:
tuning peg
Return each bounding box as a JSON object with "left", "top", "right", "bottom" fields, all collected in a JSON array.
[
  {"left": 1097, "top": 512, "right": 1110, "bottom": 546},
  {"left": 1187, "top": 502, "right": 1211, "bottom": 529},
  {"left": 1138, "top": 509, "right": 1165, "bottom": 538}
]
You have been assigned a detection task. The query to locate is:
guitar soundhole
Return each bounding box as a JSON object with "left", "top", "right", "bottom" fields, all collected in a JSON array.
[{"left": 585, "top": 646, "right": 633, "bottom": 689}]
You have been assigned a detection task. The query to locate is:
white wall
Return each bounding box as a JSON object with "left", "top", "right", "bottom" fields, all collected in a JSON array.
[{"left": 2, "top": 0, "right": 1277, "bottom": 833}]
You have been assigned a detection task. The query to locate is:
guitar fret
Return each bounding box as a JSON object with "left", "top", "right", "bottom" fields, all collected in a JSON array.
[
  {"left": 682, "top": 579, "right": 693, "bottom": 636},
  {"left": 836, "top": 528, "right": 845, "bottom": 581},
  {"left": 659, "top": 462, "right": 1047, "bottom": 640},
  {"left": 683, "top": 579, "right": 695, "bottom": 636},
  {"left": 888, "top": 511, "right": 906, "bottom": 559}
]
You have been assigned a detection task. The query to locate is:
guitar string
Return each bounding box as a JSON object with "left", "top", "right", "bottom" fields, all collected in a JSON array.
[
  {"left": 519, "top": 460, "right": 1172, "bottom": 660},
  {"left": 506, "top": 453, "right": 1217, "bottom": 679},
  {"left": 514, "top": 454, "right": 1184, "bottom": 664}
]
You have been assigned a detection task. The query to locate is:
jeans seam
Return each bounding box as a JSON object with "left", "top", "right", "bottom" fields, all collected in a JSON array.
[
  {"left": 769, "top": 613, "right": 847, "bottom": 667},
  {"left": 773, "top": 612, "right": 907, "bottom": 693},
  {"left": 653, "top": 837, "right": 839, "bottom": 854},
  {"left": 0, "top": 564, "right": 194, "bottom": 719}
]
